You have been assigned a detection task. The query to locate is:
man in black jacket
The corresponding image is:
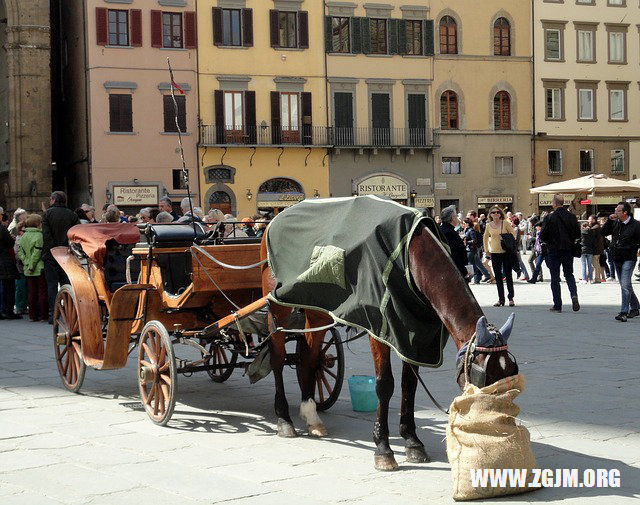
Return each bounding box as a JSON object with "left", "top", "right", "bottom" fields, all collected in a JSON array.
[
  {"left": 440, "top": 205, "right": 469, "bottom": 280},
  {"left": 42, "top": 191, "right": 80, "bottom": 323},
  {"left": 601, "top": 202, "right": 640, "bottom": 321},
  {"left": 540, "top": 194, "right": 581, "bottom": 312}
]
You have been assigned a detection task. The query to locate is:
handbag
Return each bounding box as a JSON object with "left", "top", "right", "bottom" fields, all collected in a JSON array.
[{"left": 499, "top": 222, "right": 517, "bottom": 254}]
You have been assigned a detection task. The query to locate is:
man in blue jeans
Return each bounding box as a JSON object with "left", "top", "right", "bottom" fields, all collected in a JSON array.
[
  {"left": 601, "top": 202, "right": 640, "bottom": 322},
  {"left": 540, "top": 194, "right": 581, "bottom": 313}
]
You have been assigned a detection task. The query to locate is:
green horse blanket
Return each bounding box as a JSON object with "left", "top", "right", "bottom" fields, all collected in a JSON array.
[{"left": 265, "top": 195, "right": 450, "bottom": 367}]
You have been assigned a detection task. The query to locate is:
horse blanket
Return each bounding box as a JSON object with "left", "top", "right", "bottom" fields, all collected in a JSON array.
[{"left": 265, "top": 195, "right": 450, "bottom": 367}]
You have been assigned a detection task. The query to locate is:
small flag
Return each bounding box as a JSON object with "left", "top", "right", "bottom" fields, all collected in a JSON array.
[{"left": 171, "top": 80, "right": 185, "bottom": 94}]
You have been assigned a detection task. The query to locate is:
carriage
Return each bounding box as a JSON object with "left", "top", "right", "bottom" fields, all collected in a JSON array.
[{"left": 51, "top": 221, "right": 344, "bottom": 426}]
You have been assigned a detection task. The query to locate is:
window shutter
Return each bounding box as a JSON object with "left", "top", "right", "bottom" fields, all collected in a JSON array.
[
  {"left": 214, "top": 90, "right": 224, "bottom": 143},
  {"left": 424, "top": 19, "right": 434, "bottom": 56},
  {"left": 301, "top": 92, "right": 312, "bottom": 145},
  {"left": 163, "top": 95, "right": 174, "bottom": 132},
  {"left": 244, "top": 91, "right": 256, "bottom": 143},
  {"left": 122, "top": 95, "right": 133, "bottom": 132},
  {"left": 325, "top": 16, "right": 333, "bottom": 52},
  {"left": 184, "top": 11, "right": 197, "bottom": 49},
  {"left": 242, "top": 9, "right": 253, "bottom": 47},
  {"left": 212, "top": 8, "right": 223, "bottom": 45},
  {"left": 130, "top": 10, "right": 142, "bottom": 47},
  {"left": 151, "top": 10, "right": 162, "bottom": 48},
  {"left": 351, "top": 17, "right": 361, "bottom": 53},
  {"left": 271, "top": 91, "right": 281, "bottom": 144},
  {"left": 270, "top": 10, "right": 279, "bottom": 47},
  {"left": 298, "top": 11, "right": 309, "bottom": 49},
  {"left": 398, "top": 20, "right": 407, "bottom": 55},
  {"left": 388, "top": 19, "right": 399, "bottom": 55},
  {"left": 96, "top": 8, "right": 108, "bottom": 46},
  {"left": 361, "top": 18, "right": 371, "bottom": 54},
  {"left": 109, "top": 95, "right": 120, "bottom": 131}
]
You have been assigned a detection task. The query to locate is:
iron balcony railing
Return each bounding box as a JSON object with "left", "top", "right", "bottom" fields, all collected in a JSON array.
[{"left": 199, "top": 125, "right": 437, "bottom": 148}]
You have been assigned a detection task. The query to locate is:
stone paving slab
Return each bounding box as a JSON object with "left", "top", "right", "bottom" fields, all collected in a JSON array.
[{"left": 1, "top": 265, "right": 639, "bottom": 504}]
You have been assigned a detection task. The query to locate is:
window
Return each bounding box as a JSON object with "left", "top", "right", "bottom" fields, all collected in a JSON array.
[
  {"left": 442, "top": 157, "right": 461, "bottom": 175},
  {"left": 281, "top": 92, "right": 300, "bottom": 143},
  {"left": 577, "top": 30, "right": 593, "bottom": 62},
  {"left": 162, "top": 12, "right": 183, "bottom": 48},
  {"left": 611, "top": 149, "right": 624, "bottom": 173},
  {"left": 406, "top": 20, "right": 423, "bottom": 55},
  {"left": 331, "top": 17, "right": 350, "bottom": 53},
  {"left": 222, "top": 9, "right": 242, "bottom": 46},
  {"left": 370, "top": 19, "right": 387, "bottom": 54},
  {"left": 493, "top": 18, "right": 511, "bottom": 56},
  {"left": 579, "top": 149, "right": 594, "bottom": 173},
  {"left": 440, "top": 91, "right": 458, "bottom": 129},
  {"left": 545, "top": 29, "right": 561, "bottom": 60},
  {"left": 548, "top": 150, "right": 562, "bottom": 174},
  {"left": 109, "top": 94, "right": 133, "bottom": 133},
  {"left": 163, "top": 95, "right": 186, "bottom": 133},
  {"left": 493, "top": 91, "right": 511, "bottom": 130},
  {"left": 278, "top": 11, "right": 297, "bottom": 48},
  {"left": 609, "top": 89, "right": 625, "bottom": 120},
  {"left": 545, "top": 87, "right": 563, "bottom": 120},
  {"left": 608, "top": 31, "right": 625, "bottom": 63},
  {"left": 439, "top": 16, "right": 457, "bottom": 54},
  {"left": 172, "top": 169, "right": 188, "bottom": 190},
  {"left": 578, "top": 89, "right": 594, "bottom": 120},
  {"left": 224, "top": 91, "right": 243, "bottom": 131},
  {"left": 108, "top": 10, "right": 129, "bottom": 46},
  {"left": 495, "top": 156, "right": 514, "bottom": 176},
  {"left": 577, "top": 0, "right": 595, "bottom": 4}
]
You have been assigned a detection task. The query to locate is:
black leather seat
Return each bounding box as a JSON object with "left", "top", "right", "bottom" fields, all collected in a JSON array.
[
  {"left": 155, "top": 252, "right": 192, "bottom": 295},
  {"left": 104, "top": 240, "right": 138, "bottom": 292},
  {"left": 145, "top": 223, "right": 206, "bottom": 247}
]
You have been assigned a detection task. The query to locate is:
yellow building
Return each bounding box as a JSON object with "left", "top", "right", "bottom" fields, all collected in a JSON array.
[{"left": 197, "top": 0, "right": 328, "bottom": 218}]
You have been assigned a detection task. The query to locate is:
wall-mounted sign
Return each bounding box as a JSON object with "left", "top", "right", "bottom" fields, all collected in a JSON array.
[
  {"left": 113, "top": 185, "right": 159, "bottom": 206},
  {"left": 416, "top": 178, "right": 431, "bottom": 186},
  {"left": 356, "top": 175, "right": 408, "bottom": 199},
  {"left": 257, "top": 191, "right": 305, "bottom": 208},
  {"left": 414, "top": 196, "right": 435, "bottom": 208},
  {"left": 477, "top": 196, "right": 513, "bottom": 205},
  {"left": 434, "top": 182, "right": 447, "bottom": 190},
  {"left": 538, "top": 193, "right": 574, "bottom": 206}
]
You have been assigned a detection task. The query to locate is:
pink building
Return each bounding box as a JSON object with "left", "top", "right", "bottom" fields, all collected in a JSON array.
[{"left": 58, "top": 0, "right": 198, "bottom": 215}]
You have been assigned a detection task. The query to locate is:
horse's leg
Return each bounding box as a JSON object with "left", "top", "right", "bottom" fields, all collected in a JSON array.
[
  {"left": 400, "top": 362, "right": 430, "bottom": 463},
  {"left": 297, "top": 311, "right": 330, "bottom": 437},
  {"left": 369, "top": 337, "right": 398, "bottom": 471}
]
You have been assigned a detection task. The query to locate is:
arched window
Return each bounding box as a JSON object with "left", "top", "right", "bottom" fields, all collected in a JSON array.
[
  {"left": 440, "top": 91, "right": 458, "bottom": 130},
  {"left": 209, "top": 190, "right": 232, "bottom": 214},
  {"left": 439, "top": 16, "right": 457, "bottom": 54},
  {"left": 493, "top": 17, "right": 511, "bottom": 56},
  {"left": 493, "top": 91, "right": 511, "bottom": 130},
  {"left": 258, "top": 178, "right": 304, "bottom": 211},
  {"left": 258, "top": 178, "right": 302, "bottom": 193}
]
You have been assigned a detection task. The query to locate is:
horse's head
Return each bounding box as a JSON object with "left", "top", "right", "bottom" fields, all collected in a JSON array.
[{"left": 455, "top": 314, "right": 519, "bottom": 390}]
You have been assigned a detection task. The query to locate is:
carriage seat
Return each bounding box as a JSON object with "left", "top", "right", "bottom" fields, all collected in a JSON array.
[
  {"left": 155, "top": 251, "right": 192, "bottom": 296},
  {"left": 145, "top": 223, "right": 206, "bottom": 248},
  {"left": 104, "top": 240, "right": 140, "bottom": 292}
]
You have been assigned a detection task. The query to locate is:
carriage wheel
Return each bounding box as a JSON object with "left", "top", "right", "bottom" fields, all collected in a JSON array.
[
  {"left": 137, "top": 321, "right": 177, "bottom": 426},
  {"left": 53, "top": 285, "right": 87, "bottom": 393},
  {"left": 205, "top": 342, "right": 238, "bottom": 383},
  {"left": 296, "top": 327, "right": 345, "bottom": 411}
]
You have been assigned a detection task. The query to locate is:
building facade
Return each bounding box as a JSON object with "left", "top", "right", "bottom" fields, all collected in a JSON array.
[
  {"left": 197, "top": 0, "right": 328, "bottom": 218},
  {"left": 431, "top": 0, "right": 533, "bottom": 215},
  {"left": 59, "top": 0, "right": 199, "bottom": 214},
  {"left": 0, "top": 0, "right": 52, "bottom": 212},
  {"left": 533, "top": 0, "right": 640, "bottom": 212}
]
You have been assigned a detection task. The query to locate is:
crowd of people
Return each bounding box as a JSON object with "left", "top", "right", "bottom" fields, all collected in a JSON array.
[{"left": 0, "top": 192, "right": 267, "bottom": 322}]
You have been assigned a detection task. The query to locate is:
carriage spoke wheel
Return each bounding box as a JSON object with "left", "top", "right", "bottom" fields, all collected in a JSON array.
[
  {"left": 137, "top": 321, "right": 177, "bottom": 426},
  {"left": 53, "top": 285, "right": 86, "bottom": 393},
  {"left": 296, "top": 328, "right": 345, "bottom": 411},
  {"left": 205, "top": 342, "right": 238, "bottom": 383}
]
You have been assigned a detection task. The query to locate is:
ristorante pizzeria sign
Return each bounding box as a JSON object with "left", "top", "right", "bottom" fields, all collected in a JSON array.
[
  {"left": 357, "top": 175, "right": 408, "bottom": 199},
  {"left": 113, "top": 185, "right": 159, "bottom": 206}
]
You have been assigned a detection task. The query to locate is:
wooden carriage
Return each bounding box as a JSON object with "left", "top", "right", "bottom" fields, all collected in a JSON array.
[{"left": 51, "top": 222, "right": 344, "bottom": 425}]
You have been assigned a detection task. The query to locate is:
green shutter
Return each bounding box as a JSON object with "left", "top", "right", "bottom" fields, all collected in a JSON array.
[
  {"left": 424, "top": 19, "right": 434, "bottom": 56},
  {"left": 398, "top": 19, "right": 407, "bottom": 55},
  {"left": 361, "top": 17, "right": 371, "bottom": 54},
  {"left": 388, "top": 19, "right": 398, "bottom": 54},
  {"left": 325, "top": 16, "right": 333, "bottom": 52},
  {"left": 351, "top": 17, "right": 361, "bottom": 53}
]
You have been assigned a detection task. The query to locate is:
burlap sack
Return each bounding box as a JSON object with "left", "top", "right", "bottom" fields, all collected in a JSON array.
[{"left": 446, "top": 374, "right": 536, "bottom": 501}]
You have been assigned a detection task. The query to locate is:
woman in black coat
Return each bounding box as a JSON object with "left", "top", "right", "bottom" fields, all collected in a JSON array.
[{"left": 0, "top": 217, "right": 20, "bottom": 319}]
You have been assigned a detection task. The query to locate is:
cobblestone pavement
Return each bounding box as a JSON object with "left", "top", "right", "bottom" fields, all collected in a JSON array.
[{"left": 1, "top": 269, "right": 639, "bottom": 504}]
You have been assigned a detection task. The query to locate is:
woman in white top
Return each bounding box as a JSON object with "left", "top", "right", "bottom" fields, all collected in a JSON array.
[{"left": 483, "top": 206, "right": 517, "bottom": 307}]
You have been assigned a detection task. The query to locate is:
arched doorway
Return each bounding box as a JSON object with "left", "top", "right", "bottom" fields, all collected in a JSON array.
[
  {"left": 209, "top": 190, "right": 232, "bottom": 215},
  {"left": 257, "top": 177, "right": 305, "bottom": 213}
]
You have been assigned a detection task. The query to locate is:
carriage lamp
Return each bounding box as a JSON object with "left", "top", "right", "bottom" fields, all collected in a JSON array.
[
  {"left": 352, "top": 190, "right": 358, "bottom": 197},
  {"left": 314, "top": 189, "right": 320, "bottom": 198},
  {"left": 246, "top": 189, "right": 253, "bottom": 201},
  {"left": 410, "top": 189, "right": 417, "bottom": 199}
]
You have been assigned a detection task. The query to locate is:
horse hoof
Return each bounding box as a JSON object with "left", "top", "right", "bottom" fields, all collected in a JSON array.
[
  {"left": 374, "top": 454, "right": 399, "bottom": 472},
  {"left": 308, "top": 423, "right": 328, "bottom": 437},
  {"left": 277, "top": 420, "right": 298, "bottom": 438},
  {"left": 406, "top": 446, "right": 430, "bottom": 463}
]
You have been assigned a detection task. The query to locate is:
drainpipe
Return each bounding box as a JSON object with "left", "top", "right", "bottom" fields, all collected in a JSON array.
[
  {"left": 81, "top": 1, "right": 93, "bottom": 204},
  {"left": 530, "top": 0, "right": 536, "bottom": 191},
  {"left": 323, "top": 0, "right": 330, "bottom": 196},
  {"left": 195, "top": 0, "right": 202, "bottom": 205}
]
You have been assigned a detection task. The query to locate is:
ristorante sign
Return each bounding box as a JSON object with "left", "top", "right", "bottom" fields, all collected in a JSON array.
[
  {"left": 113, "top": 185, "right": 159, "bottom": 206},
  {"left": 257, "top": 192, "right": 305, "bottom": 208},
  {"left": 357, "top": 175, "right": 408, "bottom": 199}
]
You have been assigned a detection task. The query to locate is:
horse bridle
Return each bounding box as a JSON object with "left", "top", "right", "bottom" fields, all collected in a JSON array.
[{"left": 455, "top": 323, "right": 519, "bottom": 388}]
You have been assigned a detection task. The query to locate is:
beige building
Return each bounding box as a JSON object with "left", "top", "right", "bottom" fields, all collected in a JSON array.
[
  {"left": 533, "top": 0, "right": 640, "bottom": 212},
  {"left": 59, "top": 0, "right": 198, "bottom": 214},
  {"left": 430, "top": 0, "right": 533, "bottom": 216}
]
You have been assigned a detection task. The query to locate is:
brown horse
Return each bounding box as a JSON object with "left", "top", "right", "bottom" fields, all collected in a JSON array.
[{"left": 260, "top": 221, "right": 518, "bottom": 470}]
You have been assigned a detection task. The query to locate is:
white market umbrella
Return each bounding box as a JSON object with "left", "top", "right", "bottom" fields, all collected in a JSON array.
[{"left": 529, "top": 173, "right": 640, "bottom": 195}]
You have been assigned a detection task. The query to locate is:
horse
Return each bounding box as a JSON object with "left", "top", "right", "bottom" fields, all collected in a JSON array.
[{"left": 260, "top": 219, "right": 518, "bottom": 470}]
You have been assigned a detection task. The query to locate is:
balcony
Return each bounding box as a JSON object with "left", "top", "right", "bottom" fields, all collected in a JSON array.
[{"left": 199, "top": 125, "right": 437, "bottom": 149}]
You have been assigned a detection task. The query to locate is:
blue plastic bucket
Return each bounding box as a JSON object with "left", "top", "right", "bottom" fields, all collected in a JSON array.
[{"left": 348, "top": 375, "right": 377, "bottom": 412}]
